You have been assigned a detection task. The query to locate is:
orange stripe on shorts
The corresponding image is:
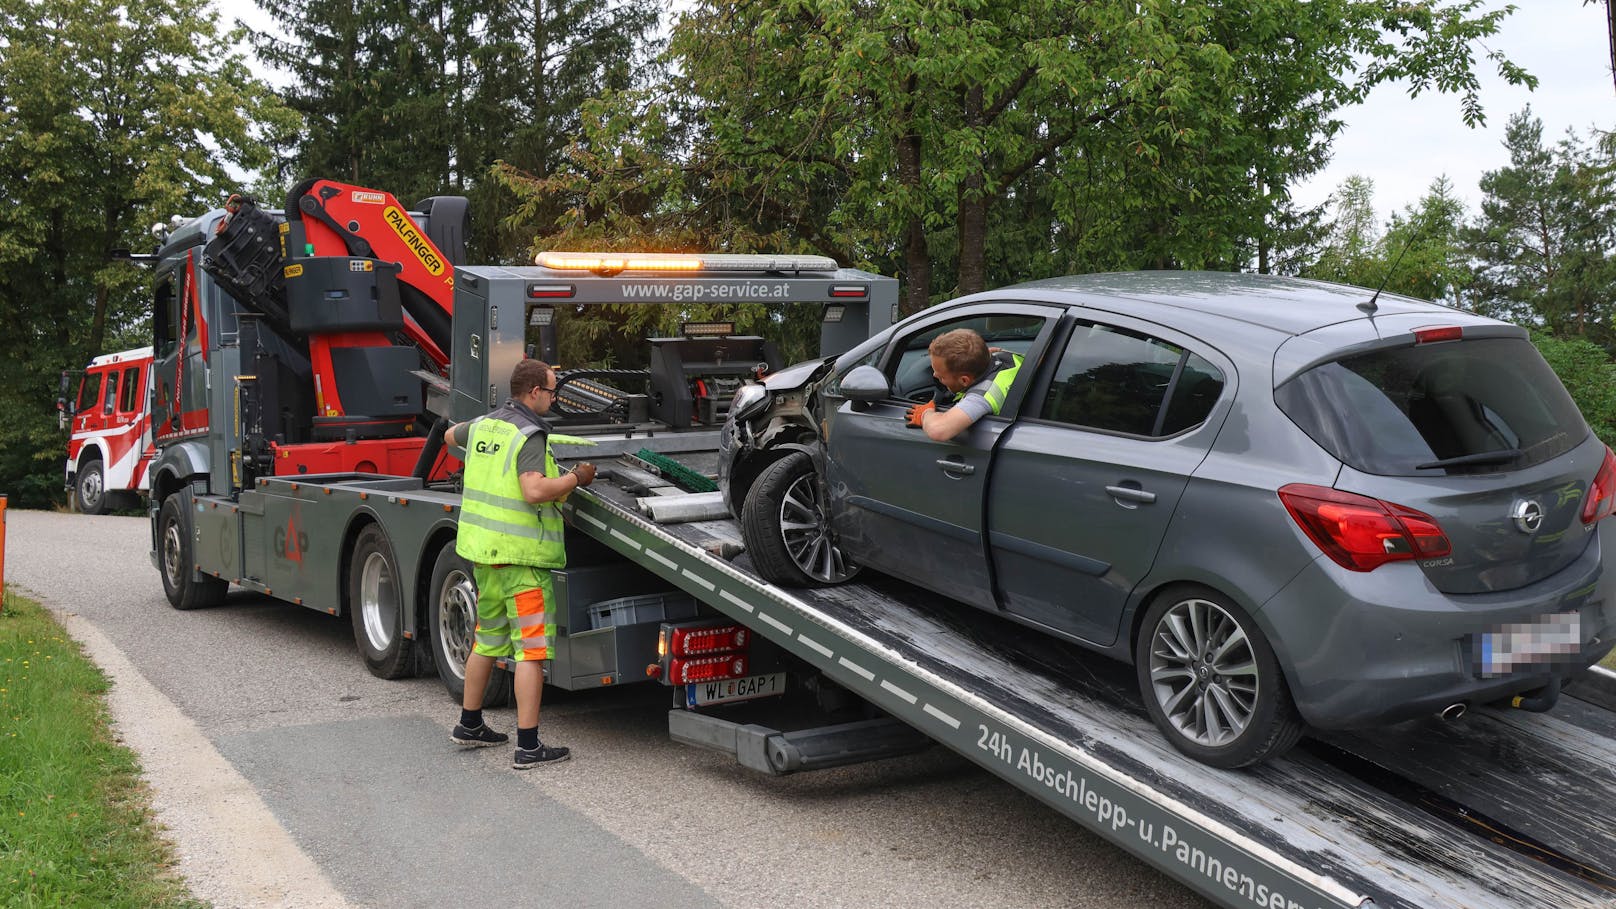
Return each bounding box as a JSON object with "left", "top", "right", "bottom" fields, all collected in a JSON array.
[{"left": 515, "top": 587, "right": 546, "bottom": 617}]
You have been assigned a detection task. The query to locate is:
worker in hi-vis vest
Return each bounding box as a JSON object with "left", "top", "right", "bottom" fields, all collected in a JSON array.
[
  {"left": 445, "top": 358, "right": 596, "bottom": 769},
  {"left": 905, "top": 328, "right": 1023, "bottom": 440}
]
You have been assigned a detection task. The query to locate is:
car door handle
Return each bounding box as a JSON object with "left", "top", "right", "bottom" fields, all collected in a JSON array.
[
  {"left": 1105, "top": 484, "right": 1156, "bottom": 505},
  {"left": 936, "top": 458, "right": 975, "bottom": 476}
]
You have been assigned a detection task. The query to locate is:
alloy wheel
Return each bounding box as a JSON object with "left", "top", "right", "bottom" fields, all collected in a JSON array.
[{"left": 1147, "top": 597, "right": 1260, "bottom": 747}]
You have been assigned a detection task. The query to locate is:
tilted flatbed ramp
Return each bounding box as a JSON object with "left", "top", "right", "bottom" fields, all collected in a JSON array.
[{"left": 563, "top": 473, "right": 1616, "bottom": 909}]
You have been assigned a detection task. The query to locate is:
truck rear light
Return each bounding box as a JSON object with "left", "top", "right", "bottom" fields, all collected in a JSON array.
[
  {"left": 1582, "top": 447, "right": 1616, "bottom": 524},
  {"left": 667, "top": 624, "right": 749, "bottom": 656},
  {"left": 667, "top": 654, "right": 748, "bottom": 684},
  {"left": 1414, "top": 326, "right": 1463, "bottom": 344},
  {"left": 1279, "top": 484, "right": 1451, "bottom": 572}
]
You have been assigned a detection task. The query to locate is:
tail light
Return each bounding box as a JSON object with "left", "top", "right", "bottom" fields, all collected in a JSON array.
[
  {"left": 667, "top": 654, "right": 749, "bottom": 684},
  {"left": 1279, "top": 484, "right": 1452, "bottom": 572},
  {"left": 1582, "top": 446, "right": 1616, "bottom": 524},
  {"left": 658, "top": 621, "right": 752, "bottom": 685}
]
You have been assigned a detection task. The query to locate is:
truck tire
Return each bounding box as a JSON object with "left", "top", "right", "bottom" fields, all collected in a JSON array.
[
  {"left": 75, "top": 459, "right": 110, "bottom": 515},
  {"left": 1135, "top": 585, "right": 1305, "bottom": 768},
  {"left": 741, "top": 451, "right": 859, "bottom": 587},
  {"left": 348, "top": 524, "right": 414, "bottom": 679},
  {"left": 158, "top": 494, "right": 228, "bottom": 610},
  {"left": 427, "top": 545, "right": 513, "bottom": 708}
]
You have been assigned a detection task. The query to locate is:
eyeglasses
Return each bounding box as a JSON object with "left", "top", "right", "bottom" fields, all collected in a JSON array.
[{"left": 534, "top": 385, "right": 557, "bottom": 396}]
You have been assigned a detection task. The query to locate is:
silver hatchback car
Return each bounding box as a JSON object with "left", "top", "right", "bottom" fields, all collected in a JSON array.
[{"left": 718, "top": 271, "right": 1616, "bottom": 767}]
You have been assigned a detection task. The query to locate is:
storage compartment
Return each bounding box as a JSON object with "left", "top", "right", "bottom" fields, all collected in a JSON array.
[
  {"left": 287, "top": 257, "right": 405, "bottom": 333},
  {"left": 588, "top": 592, "right": 700, "bottom": 630}
]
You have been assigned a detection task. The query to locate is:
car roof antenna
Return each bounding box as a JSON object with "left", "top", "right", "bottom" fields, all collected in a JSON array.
[{"left": 1359, "top": 220, "right": 1425, "bottom": 315}]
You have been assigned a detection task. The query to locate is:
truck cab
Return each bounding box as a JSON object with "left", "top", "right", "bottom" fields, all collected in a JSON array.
[{"left": 62, "top": 346, "right": 155, "bottom": 514}]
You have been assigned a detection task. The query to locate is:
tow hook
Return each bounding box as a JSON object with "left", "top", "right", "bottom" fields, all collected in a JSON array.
[{"left": 1509, "top": 676, "right": 1561, "bottom": 713}]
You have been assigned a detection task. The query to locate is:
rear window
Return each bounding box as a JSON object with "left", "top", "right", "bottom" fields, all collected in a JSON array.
[{"left": 1275, "top": 337, "right": 1587, "bottom": 476}]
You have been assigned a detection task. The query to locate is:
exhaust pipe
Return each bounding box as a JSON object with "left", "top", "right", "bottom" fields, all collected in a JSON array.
[
  {"left": 1508, "top": 677, "right": 1561, "bottom": 713},
  {"left": 1438, "top": 702, "right": 1468, "bottom": 721}
]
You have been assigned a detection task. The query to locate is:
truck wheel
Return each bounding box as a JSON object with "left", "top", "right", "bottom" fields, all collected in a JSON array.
[
  {"left": 427, "top": 546, "right": 513, "bottom": 707},
  {"left": 75, "top": 459, "right": 110, "bottom": 515},
  {"left": 1135, "top": 586, "right": 1305, "bottom": 768},
  {"left": 348, "top": 524, "right": 413, "bottom": 679},
  {"left": 158, "top": 494, "right": 227, "bottom": 610},
  {"left": 741, "top": 451, "right": 859, "bottom": 587}
]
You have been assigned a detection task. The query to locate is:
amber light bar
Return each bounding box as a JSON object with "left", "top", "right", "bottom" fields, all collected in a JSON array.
[{"left": 535, "top": 251, "right": 838, "bottom": 274}]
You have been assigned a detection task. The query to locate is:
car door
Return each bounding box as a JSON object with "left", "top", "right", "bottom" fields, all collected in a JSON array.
[
  {"left": 824, "top": 303, "right": 1060, "bottom": 610},
  {"left": 988, "top": 314, "right": 1232, "bottom": 647}
]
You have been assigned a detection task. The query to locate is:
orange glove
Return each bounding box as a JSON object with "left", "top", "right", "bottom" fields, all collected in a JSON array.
[{"left": 905, "top": 400, "right": 936, "bottom": 428}]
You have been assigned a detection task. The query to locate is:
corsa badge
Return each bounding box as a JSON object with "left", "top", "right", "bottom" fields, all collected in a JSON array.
[{"left": 384, "top": 205, "right": 445, "bottom": 276}]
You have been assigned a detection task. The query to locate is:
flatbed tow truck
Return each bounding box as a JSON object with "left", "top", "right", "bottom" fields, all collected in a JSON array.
[{"left": 146, "top": 185, "right": 1616, "bottom": 909}]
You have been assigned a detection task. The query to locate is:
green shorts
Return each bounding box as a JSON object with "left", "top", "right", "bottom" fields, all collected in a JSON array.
[{"left": 471, "top": 564, "right": 556, "bottom": 662}]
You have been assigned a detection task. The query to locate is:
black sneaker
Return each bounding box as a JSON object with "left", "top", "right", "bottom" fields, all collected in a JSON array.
[
  {"left": 512, "top": 743, "right": 571, "bottom": 769},
  {"left": 450, "top": 723, "right": 509, "bottom": 747}
]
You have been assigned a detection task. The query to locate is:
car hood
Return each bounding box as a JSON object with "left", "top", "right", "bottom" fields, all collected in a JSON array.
[{"left": 763, "top": 357, "right": 831, "bottom": 392}]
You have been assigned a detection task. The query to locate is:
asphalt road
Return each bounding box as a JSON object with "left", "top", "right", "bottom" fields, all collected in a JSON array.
[{"left": 5, "top": 508, "right": 1209, "bottom": 909}]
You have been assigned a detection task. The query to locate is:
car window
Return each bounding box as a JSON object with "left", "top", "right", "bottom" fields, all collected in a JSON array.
[
  {"left": 1276, "top": 336, "right": 1587, "bottom": 476},
  {"left": 103, "top": 371, "right": 119, "bottom": 412},
  {"left": 119, "top": 366, "right": 141, "bottom": 412},
  {"left": 77, "top": 372, "right": 103, "bottom": 413},
  {"left": 1039, "top": 323, "right": 1223, "bottom": 437},
  {"left": 885, "top": 313, "right": 1045, "bottom": 402}
]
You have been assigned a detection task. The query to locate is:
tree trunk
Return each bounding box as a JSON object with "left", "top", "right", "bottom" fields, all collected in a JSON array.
[
  {"left": 957, "top": 85, "right": 988, "bottom": 295},
  {"left": 896, "top": 80, "right": 930, "bottom": 316}
]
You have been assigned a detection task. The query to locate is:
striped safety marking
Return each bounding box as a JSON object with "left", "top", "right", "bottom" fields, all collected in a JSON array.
[
  {"left": 755, "top": 611, "right": 792, "bottom": 634},
  {"left": 609, "top": 528, "right": 642, "bottom": 550}
]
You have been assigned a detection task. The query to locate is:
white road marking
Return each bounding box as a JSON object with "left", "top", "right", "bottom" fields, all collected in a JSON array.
[
  {"left": 880, "top": 679, "right": 918, "bottom": 704},
  {"left": 718, "top": 589, "right": 755, "bottom": 614},
  {"left": 797, "top": 634, "right": 834, "bottom": 659},
  {"left": 838, "top": 657, "right": 876, "bottom": 681},
  {"left": 924, "top": 703, "right": 961, "bottom": 729}
]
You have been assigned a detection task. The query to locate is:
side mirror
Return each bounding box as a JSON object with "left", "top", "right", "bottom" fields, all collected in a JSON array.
[{"left": 840, "top": 365, "right": 892, "bottom": 403}]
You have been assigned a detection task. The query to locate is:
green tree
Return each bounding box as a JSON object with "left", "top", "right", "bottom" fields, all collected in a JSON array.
[
  {"left": 1534, "top": 331, "right": 1616, "bottom": 446},
  {"left": 257, "top": 0, "right": 661, "bottom": 262},
  {"left": 1308, "top": 175, "right": 1385, "bottom": 288},
  {"left": 512, "top": 0, "right": 1530, "bottom": 315},
  {"left": 1308, "top": 176, "right": 1471, "bottom": 304},
  {"left": 1465, "top": 109, "right": 1616, "bottom": 345},
  {"left": 0, "top": 0, "right": 289, "bottom": 506}
]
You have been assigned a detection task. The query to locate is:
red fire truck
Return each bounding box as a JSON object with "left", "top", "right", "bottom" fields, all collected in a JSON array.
[{"left": 60, "top": 346, "right": 156, "bottom": 514}]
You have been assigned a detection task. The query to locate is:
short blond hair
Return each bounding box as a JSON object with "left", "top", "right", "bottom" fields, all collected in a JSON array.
[{"left": 928, "top": 329, "right": 990, "bottom": 378}]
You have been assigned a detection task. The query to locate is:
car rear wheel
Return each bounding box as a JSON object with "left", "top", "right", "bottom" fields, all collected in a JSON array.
[
  {"left": 741, "top": 451, "right": 859, "bottom": 587},
  {"left": 427, "top": 545, "right": 513, "bottom": 708},
  {"left": 349, "top": 524, "right": 413, "bottom": 679},
  {"left": 1135, "top": 586, "right": 1304, "bottom": 768},
  {"left": 75, "top": 459, "right": 109, "bottom": 515}
]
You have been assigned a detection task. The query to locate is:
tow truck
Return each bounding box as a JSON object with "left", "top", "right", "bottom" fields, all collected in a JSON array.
[{"left": 144, "top": 180, "right": 1616, "bottom": 909}]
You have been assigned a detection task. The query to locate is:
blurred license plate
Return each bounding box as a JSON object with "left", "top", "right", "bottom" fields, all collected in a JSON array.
[
  {"left": 687, "top": 672, "right": 786, "bottom": 706},
  {"left": 1477, "top": 611, "right": 1581, "bottom": 678}
]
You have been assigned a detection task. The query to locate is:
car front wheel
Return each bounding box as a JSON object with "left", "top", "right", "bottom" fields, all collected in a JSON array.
[
  {"left": 1135, "top": 586, "right": 1304, "bottom": 768},
  {"left": 741, "top": 451, "right": 859, "bottom": 587}
]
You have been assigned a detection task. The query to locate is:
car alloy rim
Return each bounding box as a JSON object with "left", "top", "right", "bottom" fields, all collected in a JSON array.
[
  {"left": 437, "top": 567, "right": 477, "bottom": 681},
  {"left": 778, "top": 472, "right": 854, "bottom": 582},
  {"left": 360, "top": 550, "right": 399, "bottom": 650},
  {"left": 162, "top": 517, "right": 184, "bottom": 588},
  {"left": 1147, "top": 597, "right": 1259, "bottom": 748}
]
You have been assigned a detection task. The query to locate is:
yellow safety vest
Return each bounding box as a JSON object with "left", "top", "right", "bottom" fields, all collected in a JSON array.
[
  {"left": 954, "top": 352, "right": 1023, "bottom": 415},
  {"left": 456, "top": 403, "right": 566, "bottom": 568}
]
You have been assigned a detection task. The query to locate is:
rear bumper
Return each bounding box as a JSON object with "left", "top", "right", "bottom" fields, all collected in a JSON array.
[{"left": 1260, "top": 525, "right": 1616, "bottom": 729}]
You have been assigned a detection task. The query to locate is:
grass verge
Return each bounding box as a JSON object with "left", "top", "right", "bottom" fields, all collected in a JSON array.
[
  {"left": 0, "top": 590, "right": 203, "bottom": 908},
  {"left": 1602, "top": 646, "right": 1616, "bottom": 672}
]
